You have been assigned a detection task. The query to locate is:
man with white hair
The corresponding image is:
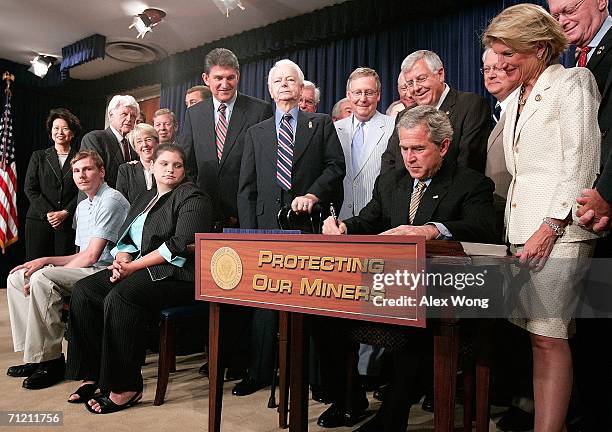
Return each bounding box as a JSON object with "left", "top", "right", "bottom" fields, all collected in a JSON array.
[
  {"left": 298, "top": 80, "right": 320, "bottom": 112},
  {"left": 236, "top": 59, "right": 345, "bottom": 396},
  {"left": 381, "top": 50, "right": 491, "bottom": 175},
  {"left": 153, "top": 108, "right": 178, "bottom": 144},
  {"left": 331, "top": 97, "right": 352, "bottom": 122},
  {"left": 80, "top": 95, "right": 140, "bottom": 188}
]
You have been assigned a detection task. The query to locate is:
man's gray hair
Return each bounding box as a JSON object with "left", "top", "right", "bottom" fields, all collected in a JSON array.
[
  {"left": 331, "top": 97, "right": 349, "bottom": 118},
  {"left": 204, "top": 48, "right": 240, "bottom": 74},
  {"left": 482, "top": 47, "right": 492, "bottom": 63},
  {"left": 153, "top": 108, "right": 177, "bottom": 125},
  {"left": 397, "top": 105, "right": 453, "bottom": 146},
  {"left": 400, "top": 50, "right": 444, "bottom": 74},
  {"left": 107, "top": 95, "right": 140, "bottom": 118},
  {"left": 303, "top": 80, "right": 320, "bottom": 103},
  {"left": 267, "top": 59, "right": 304, "bottom": 86}
]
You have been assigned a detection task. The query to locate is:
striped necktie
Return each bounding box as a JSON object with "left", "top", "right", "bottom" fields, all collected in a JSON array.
[
  {"left": 408, "top": 181, "right": 426, "bottom": 224},
  {"left": 493, "top": 103, "right": 502, "bottom": 123},
  {"left": 276, "top": 113, "right": 294, "bottom": 191},
  {"left": 215, "top": 103, "right": 228, "bottom": 162}
]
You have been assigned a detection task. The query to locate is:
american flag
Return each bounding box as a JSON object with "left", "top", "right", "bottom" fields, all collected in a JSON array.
[{"left": 0, "top": 93, "right": 18, "bottom": 253}]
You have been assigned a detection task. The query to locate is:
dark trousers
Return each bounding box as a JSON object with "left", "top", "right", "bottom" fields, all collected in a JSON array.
[
  {"left": 246, "top": 308, "right": 278, "bottom": 384},
  {"left": 25, "top": 217, "right": 75, "bottom": 260},
  {"left": 66, "top": 269, "right": 195, "bottom": 392},
  {"left": 575, "top": 236, "right": 612, "bottom": 431}
]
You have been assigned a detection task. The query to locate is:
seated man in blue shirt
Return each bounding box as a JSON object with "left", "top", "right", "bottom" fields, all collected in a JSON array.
[{"left": 6, "top": 150, "right": 129, "bottom": 390}]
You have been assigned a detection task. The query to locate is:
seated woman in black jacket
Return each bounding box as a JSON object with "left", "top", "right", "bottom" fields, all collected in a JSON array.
[{"left": 65, "top": 143, "right": 212, "bottom": 413}]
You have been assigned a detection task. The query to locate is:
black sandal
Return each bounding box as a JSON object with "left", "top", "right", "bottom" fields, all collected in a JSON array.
[
  {"left": 67, "top": 382, "right": 98, "bottom": 404},
  {"left": 85, "top": 391, "right": 142, "bottom": 414}
]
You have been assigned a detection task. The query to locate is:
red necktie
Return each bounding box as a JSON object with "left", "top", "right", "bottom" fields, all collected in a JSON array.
[{"left": 577, "top": 46, "right": 591, "bottom": 67}]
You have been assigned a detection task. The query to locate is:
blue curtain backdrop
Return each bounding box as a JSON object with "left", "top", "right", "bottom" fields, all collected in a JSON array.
[{"left": 161, "top": 0, "right": 568, "bottom": 127}]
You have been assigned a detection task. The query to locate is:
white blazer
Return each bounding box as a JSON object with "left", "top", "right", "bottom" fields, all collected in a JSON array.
[
  {"left": 503, "top": 64, "right": 601, "bottom": 244},
  {"left": 335, "top": 111, "right": 395, "bottom": 219}
]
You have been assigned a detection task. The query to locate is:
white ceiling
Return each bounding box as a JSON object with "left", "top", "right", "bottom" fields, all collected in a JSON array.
[{"left": 1, "top": 0, "right": 346, "bottom": 80}]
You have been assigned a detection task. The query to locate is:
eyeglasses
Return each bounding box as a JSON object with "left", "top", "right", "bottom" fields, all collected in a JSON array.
[
  {"left": 349, "top": 90, "right": 378, "bottom": 98},
  {"left": 551, "top": 0, "right": 586, "bottom": 20},
  {"left": 398, "top": 85, "right": 410, "bottom": 93},
  {"left": 405, "top": 74, "right": 430, "bottom": 88},
  {"left": 480, "top": 66, "right": 506, "bottom": 76}
]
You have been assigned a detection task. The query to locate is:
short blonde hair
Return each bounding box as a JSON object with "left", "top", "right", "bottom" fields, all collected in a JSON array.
[
  {"left": 482, "top": 4, "right": 567, "bottom": 66},
  {"left": 128, "top": 123, "right": 159, "bottom": 148}
]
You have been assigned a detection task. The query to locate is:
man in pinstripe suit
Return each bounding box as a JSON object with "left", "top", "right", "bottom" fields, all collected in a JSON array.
[{"left": 335, "top": 67, "right": 395, "bottom": 390}]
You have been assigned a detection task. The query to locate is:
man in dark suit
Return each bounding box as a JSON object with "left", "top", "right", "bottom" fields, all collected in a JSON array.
[
  {"left": 180, "top": 48, "right": 273, "bottom": 230},
  {"left": 548, "top": 1, "right": 612, "bottom": 429},
  {"left": 380, "top": 50, "right": 491, "bottom": 175},
  {"left": 80, "top": 95, "right": 139, "bottom": 188},
  {"left": 321, "top": 106, "right": 497, "bottom": 431},
  {"left": 234, "top": 59, "right": 345, "bottom": 395}
]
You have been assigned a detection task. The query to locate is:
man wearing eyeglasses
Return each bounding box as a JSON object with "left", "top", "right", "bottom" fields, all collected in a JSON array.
[
  {"left": 482, "top": 48, "right": 521, "bottom": 239},
  {"left": 381, "top": 50, "right": 491, "bottom": 175},
  {"left": 548, "top": 1, "right": 612, "bottom": 430},
  {"left": 397, "top": 72, "right": 417, "bottom": 110},
  {"left": 298, "top": 80, "right": 320, "bottom": 113}
]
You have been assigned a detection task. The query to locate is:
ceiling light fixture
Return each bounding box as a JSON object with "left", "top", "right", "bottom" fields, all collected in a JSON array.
[
  {"left": 129, "top": 8, "right": 166, "bottom": 38},
  {"left": 211, "top": 0, "right": 245, "bottom": 18},
  {"left": 28, "top": 55, "right": 57, "bottom": 78}
]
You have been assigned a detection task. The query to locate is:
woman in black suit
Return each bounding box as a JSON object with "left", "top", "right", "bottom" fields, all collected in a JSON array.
[
  {"left": 24, "top": 108, "right": 80, "bottom": 259},
  {"left": 115, "top": 123, "right": 159, "bottom": 203},
  {"left": 65, "top": 143, "right": 212, "bottom": 413}
]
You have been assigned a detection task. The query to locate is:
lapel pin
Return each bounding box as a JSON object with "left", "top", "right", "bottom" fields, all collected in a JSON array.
[
  {"left": 596, "top": 46, "right": 604, "bottom": 55},
  {"left": 535, "top": 94, "right": 542, "bottom": 102},
  {"left": 308, "top": 121, "right": 313, "bottom": 129},
  {"left": 433, "top": 195, "right": 439, "bottom": 199},
  {"left": 445, "top": 111, "right": 450, "bottom": 115}
]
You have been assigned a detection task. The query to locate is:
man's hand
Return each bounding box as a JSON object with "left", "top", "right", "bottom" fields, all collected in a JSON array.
[
  {"left": 381, "top": 224, "right": 439, "bottom": 239},
  {"left": 291, "top": 193, "right": 320, "bottom": 214},
  {"left": 47, "top": 210, "right": 69, "bottom": 229},
  {"left": 515, "top": 224, "right": 557, "bottom": 271},
  {"left": 322, "top": 216, "right": 347, "bottom": 235},
  {"left": 576, "top": 188, "right": 612, "bottom": 232},
  {"left": 114, "top": 252, "right": 133, "bottom": 263},
  {"left": 10, "top": 258, "right": 47, "bottom": 277}
]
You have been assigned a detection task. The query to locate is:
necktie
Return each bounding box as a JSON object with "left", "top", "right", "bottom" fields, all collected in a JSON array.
[
  {"left": 121, "top": 137, "right": 131, "bottom": 162},
  {"left": 276, "top": 114, "right": 294, "bottom": 191},
  {"left": 215, "top": 103, "right": 228, "bottom": 162},
  {"left": 351, "top": 122, "right": 366, "bottom": 174},
  {"left": 577, "top": 46, "right": 591, "bottom": 67},
  {"left": 408, "top": 181, "right": 427, "bottom": 224},
  {"left": 493, "top": 103, "right": 502, "bottom": 123}
]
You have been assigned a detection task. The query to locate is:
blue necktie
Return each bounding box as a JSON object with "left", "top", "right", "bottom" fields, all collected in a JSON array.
[
  {"left": 351, "top": 122, "right": 366, "bottom": 174},
  {"left": 493, "top": 103, "right": 502, "bottom": 123},
  {"left": 276, "top": 114, "right": 294, "bottom": 191}
]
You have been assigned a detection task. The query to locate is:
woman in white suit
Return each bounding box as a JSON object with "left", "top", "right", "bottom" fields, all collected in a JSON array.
[{"left": 484, "top": 4, "right": 600, "bottom": 431}]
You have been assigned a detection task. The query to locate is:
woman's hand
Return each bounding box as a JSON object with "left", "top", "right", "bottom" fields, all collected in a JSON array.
[
  {"left": 47, "top": 210, "right": 69, "bottom": 229},
  {"left": 108, "top": 260, "right": 136, "bottom": 283},
  {"left": 515, "top": 223, "right": 559, "bottom": 271}
]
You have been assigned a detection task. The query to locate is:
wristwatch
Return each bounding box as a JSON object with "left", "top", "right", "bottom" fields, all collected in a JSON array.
[{"left": 542, "top": 217, "right": 565, "bottom": 236}]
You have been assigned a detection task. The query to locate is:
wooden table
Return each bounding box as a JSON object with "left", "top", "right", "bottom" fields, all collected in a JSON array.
[{"left": 197, "top": 234, "right": 496, "bottom": 431}]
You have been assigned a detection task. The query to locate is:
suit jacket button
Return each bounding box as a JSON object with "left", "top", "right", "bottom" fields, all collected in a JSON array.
[
  {"left": 511, "top": 203, "right": 517, "bottom": 208},
  {"left": 348, "top": 204, "right": 353, "bottom": 209}
]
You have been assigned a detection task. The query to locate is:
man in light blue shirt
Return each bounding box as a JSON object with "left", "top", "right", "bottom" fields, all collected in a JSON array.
[{"left": 6, "top": 150, "right": 129, "bottom": 390}]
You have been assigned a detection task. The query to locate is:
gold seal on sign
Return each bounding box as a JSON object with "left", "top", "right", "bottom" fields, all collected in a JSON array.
[{"left": 210, "top": 247, "right": 243, "bottom": 290}]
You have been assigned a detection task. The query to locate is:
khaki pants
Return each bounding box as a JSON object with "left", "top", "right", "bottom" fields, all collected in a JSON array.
[{"left": 6, "top": 266, "right": 102, "bottom": 363}]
